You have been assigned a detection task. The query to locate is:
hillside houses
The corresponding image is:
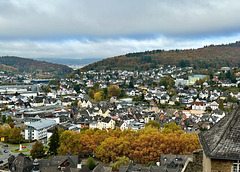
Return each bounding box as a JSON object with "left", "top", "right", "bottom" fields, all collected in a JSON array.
[{"left": 0, "top": 66, "right": 239, "bottom": 151}]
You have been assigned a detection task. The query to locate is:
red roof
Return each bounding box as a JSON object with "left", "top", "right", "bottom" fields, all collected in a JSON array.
[{"left": 192, "top": 101, "right": 205, "bottom": 106}]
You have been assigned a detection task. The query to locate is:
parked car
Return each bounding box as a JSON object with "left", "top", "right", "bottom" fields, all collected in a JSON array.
[
  {"left": 22, "top": 146, "right": 26, "bottom": 148},
  {"left": 3, "top": 144, "right": 8, "bottom": 147},
  {"left": 4, "top": 150, "right": 8, "bottom": 153}
]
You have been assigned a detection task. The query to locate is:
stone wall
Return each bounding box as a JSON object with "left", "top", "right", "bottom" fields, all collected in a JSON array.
[
  {"left": 182, "top": 149, "right": 203, "bottom": 172},
  {"left": 183, "top": 149, "right": 234, "bottom": 172},
  {"left": 211, "top": 159, "right": 232, "bottom": 172}
]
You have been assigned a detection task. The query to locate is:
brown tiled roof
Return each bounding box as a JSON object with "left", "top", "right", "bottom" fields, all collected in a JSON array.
[{"left": 198, "top": 106, "right": 240, "bottom": 160}]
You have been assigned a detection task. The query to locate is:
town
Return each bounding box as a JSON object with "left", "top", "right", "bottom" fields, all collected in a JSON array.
[{"left": 0, "top": 65, "right": 239, "bottom": 171}]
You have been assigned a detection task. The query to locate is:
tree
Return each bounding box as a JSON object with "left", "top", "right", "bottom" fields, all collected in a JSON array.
[
  {"left": 49, "top": 127, "right": 60, "bottom": 155},
  {"left": 0, "top": 125, "right": 2, "bottom": 137},
  {"left": 145, "top": 120, "right": 160, "bottom": 129},
  {"left": 88, "top": 89, "right": 94, "bottom": 99},
  {"left": 219, "top": 99, "right": 224, "bottom": 110},
  {"left": 20, "top": 125, "right": 25, "bottom": 132},
  {"left": 162, "top": 123, "right": 182, "bottom": 134},
  {"left": 174, "top": 101, "right": 180, "bottom": 106},
  {"left": 41, "top": 86, "right": 51, "bottom": 92},
  {"left": 6, "top": 116, "right": 13, "bottom": 124},
  {"left": 9, "top": 122, "right": 14, "bottom": 128},
  {"left": 8, "top": 127, "right": 22, "bottom": 144},
  {"left": 94, "top": 91, "right": 104, "bottom": 102},
  {"left": 48, "top": 79, "right": 60, "bottom": 86},
  {"left": 30, "top": 141, "right": 45, "bottom": 159},
  {"left": 58, "top": 131, "right": 82, "bottom": 155},
  {"left": 107, "top": 85, "right": 121, "bottom": 98},
  {"left": 86, "top": 157, "right": 96, "bottom": 170},
  {"left": 110, "top": 156, "right": 131, "bottom": 171},
  {"left": 1, "top": 115, "right": 6, "bottom": 124},
  {"left": 1, "top": 124, "right": 11, "bottom": 141}
]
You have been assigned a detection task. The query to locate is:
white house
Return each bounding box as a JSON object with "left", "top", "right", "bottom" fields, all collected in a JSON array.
[
  {"left": 210, "top": 101, "right": 219, "bottom": 110},
  {"left": 191, "top": 101, "right": 206, "bottom": 111},
  {"left": 25, "top": 119, "right": 57, "bottom": 140}
]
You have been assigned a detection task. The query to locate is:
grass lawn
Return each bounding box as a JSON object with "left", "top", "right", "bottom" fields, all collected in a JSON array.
[
  {"left": 43, "top": 154, "right": 52, "bottom": 159},
  {"left": 44, "top": 146, "right": 49, "bottom": 152},
  {"left": 11, "top": 148, "right": 30, "bottom": 153},
  {"left": 8, "top": 143, "right": 30, "bottom": 147}
]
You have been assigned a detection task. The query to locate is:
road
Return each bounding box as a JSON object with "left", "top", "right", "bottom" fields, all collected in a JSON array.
[{"left": 0, "top": 142, "right": 35, "bottom": 164}]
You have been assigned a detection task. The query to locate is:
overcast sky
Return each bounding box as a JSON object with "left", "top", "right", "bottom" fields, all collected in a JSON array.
[{"left": 0, "top": 0, "right": 240, "bottom": 60}]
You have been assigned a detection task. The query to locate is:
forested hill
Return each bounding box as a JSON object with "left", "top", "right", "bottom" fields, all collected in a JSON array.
[
  {"left": 80, "top": 41, "right": 240, "bottom": 72},
  {"left": 0, "top": 56, "right": 73, "bottom": 78}
]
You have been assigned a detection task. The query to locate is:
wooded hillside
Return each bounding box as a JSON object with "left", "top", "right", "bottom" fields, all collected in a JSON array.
[
  {"left": 78, "top": 41, "right": 240, "bottom": 72},
  {"left": 0, "top": 56, "right": 73, "bottom": 78}
]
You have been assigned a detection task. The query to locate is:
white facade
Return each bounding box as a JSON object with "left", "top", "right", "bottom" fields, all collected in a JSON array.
[{"left": 25, "top": 119, "right": 56, "bottom": 140}]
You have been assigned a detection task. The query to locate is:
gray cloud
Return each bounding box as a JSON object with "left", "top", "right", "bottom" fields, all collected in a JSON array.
[
  {"left": 0, "top": 0, "right": 240, "bottom": 38},
  {"left": 1, "top": 34, "right": 240, "bottom": 60}
]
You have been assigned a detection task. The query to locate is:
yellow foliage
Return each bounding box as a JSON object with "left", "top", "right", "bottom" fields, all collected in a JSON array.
[{"left": 58, "top": 125, "right": 200, "bottom": 164}]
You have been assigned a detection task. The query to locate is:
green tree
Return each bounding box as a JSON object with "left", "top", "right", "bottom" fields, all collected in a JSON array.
[
  {"left": 86, "top": 157, "right": 96, "bottom": 170},
  {"left": 8, "top": 127, "right": 22, "bottom": 144},
  {"left": 6, "top": 116, "right": 13, "bottom": 124},
  {"left": 88, "top": 89, "right": 94, "bottom": 99},
  {"left": 30, "top": 141, "right": 45, "bottom": 159},
  {"left": 49, "top": 127, "right": 60, "bottom": 155},
  {"left": 110, "top": 156, "right": 131, "bottom": 171},
  {"left": 174, "top": 101, "right": 180, "bottom": 106},
  {"left": 1, "top": 115, "right": 6, "bottom": 124},
  {"left": 48, "top": 79, "right": 60, "bottom": 86},
  {"left": 219, "top": 99, "right": 224, "bottom": 110}
]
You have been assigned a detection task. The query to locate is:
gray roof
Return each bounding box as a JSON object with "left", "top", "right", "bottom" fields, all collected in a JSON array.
[
  {"left": 198, "top": 105, "right": 240, "bottom": 160},
  {"left": 26, "top": 119, "right": 56, "bottom": 130}
]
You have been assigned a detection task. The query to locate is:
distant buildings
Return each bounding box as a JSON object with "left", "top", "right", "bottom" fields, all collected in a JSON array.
[{"left": 188, "top": 75, "right": 206, "bottom": 85}]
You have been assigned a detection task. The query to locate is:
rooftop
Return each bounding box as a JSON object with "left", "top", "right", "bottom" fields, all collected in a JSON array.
[
  {"left": 198, "top": 105, "right": 240, "bottom": 160},
  {"left": 26, "top": 119, "right": 56, "bottom": 130}
]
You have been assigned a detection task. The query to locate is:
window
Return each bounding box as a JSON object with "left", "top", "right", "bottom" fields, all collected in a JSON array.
[{"left": 233, "top": 160, "right": 240, "bottom": 172}]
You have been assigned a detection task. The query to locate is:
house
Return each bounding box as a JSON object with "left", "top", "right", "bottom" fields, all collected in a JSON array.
[
  {"left": 86, "top": 81, "right": 93, "bottom": 87},
  {"left": 127, "top": 121, "right": 145, "bottom": 131},
  {"left": 39, "top": 154, "right": 80, "bottom": 171},
  {"left": 97, "top": 117, "right": 115, "bottom": 130},
  {"left": 188, "top": 75, "right": 206, "bottom": 85},
  {"left": 8, "top": 153, "right": 82, "bottom": 172},
  {"left": 8, "top": 153, "right": 33, "bottom": 172},
  {"left": 160, "top": 94, "right": 169, "bottom": 104},
  {"left": 159, "top": 153, "right": 192, "bottom": 171},
  {"left": 92, "top": 162, "right": 112, "bottom": 172},
  {"left": 62, "top": 97, "right": 72, "bottom": 106},
  {"left": 168, "top": 96, "right": 179, "bottom": 105},
  {"left": 199, "top": 90, "right": 209, "bottom": 100},
  {"left": 191, "top": 101, "right": 206, "bottom": 111},
  {"left": 221, "top": 79, "right": 236, "bottom": 87},
  {"left": 126, "top": 89, "right": 135, "bottom": 96},
  {"left": 30, "top": 97, "right": 44, "bottom": 107},
  {"left": 209, "top": 101, "right": 219, "bottom": 110},
  {"left": 198, "top": 105, "right": 240, "bottom": 172},
  {"left": 119, "top": 162, "right": 163, "bottom": 172},
  {"left": 175, "top": 78, "right": 188, "bottom": 87},
  {"left": 110, "top": 96, "right": 117, "bottom": 103},
  {"left": 25, "top": 119, "right": 57, "bottom": 140}
]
